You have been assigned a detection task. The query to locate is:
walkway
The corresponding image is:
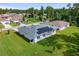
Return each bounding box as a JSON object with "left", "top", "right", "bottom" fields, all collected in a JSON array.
[{"left": 1, "top": 21, "right": 12, "bottom": 28}]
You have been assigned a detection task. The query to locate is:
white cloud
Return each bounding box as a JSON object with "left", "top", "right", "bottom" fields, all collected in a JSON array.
[{"left": 0, "top": 5, "right": 17, "bottom": 9}]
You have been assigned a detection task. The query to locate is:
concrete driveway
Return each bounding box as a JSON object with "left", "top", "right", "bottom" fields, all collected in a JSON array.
[
  {"left": 1, "top": 21, "right": 18, "bottom": 32},
  {"left": 1, "top": 21, "right": 12, "bottom": 28}
]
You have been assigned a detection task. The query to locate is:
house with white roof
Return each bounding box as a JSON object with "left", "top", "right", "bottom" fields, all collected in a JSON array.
[
  {"left": 18, "top": 23, "right": 57, "bottom": 43},
  {"left": 46, "top": 20, "right": 69, "bottom": 30}
]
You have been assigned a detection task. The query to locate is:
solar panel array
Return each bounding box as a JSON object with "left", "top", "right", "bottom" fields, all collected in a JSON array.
[{"left": 37, "top": 26, "right": 53, "bottom": 34}]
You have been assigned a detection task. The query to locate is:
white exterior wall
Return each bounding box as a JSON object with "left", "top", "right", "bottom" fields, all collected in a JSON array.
[
  {"left": 59, "top": 24, "right": 69, "bottom": 30},
  {"left": 13, "top": 21, "right": 19, "bottom": 23},
  {"left": 59, "top": 27, "right": 66, "bottom": 30},
  {"left": 34, "top": 30, "right": 56, "bottom": 43},
  {"left": 1, "top": 20, "right": 10, "bottom": 24}
]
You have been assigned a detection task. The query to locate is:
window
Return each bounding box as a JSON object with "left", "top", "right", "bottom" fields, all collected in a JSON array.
[
  {"left": 37, "top": 36, "right": 40, "bottom": 39},
  {"left": 43, "top": 34, "right": 45, "bottom": 37},
  {"left": 47, "top": 32, "right": 51, "bottom": 35},
  {"left": 30, "top": 39, "right": 34, "bottom": 42}
]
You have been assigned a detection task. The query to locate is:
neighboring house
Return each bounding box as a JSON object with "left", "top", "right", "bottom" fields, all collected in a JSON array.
[
  {"left": 1, "top": 20, "right": 10, "bottom": 24},
  {"left": 18, "top": 23, "right": 57, "bottom": 43},
  {"left": 0, "top": 13, "right": 23, "bottom": 23},
  {"left": 10, "top": 13, "right": 23, "bottom": 22},
  {"left": 46, "top": 20, "right": 69, "bottom": 30},
  {"left": 0, "top": 14, "right": 11, "bottom": 24}
]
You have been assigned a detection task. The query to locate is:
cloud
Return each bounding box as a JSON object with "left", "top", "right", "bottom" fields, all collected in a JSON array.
[{"left": 0, "top": 5, "right": 17, "bottom": 9}]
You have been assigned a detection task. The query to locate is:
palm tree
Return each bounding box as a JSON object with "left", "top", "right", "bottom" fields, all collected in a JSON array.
[{"left": 45, "top": 6, "right": 54, "bottom": 19}]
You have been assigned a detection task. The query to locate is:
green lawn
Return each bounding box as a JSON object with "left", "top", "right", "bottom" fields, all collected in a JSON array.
[
  {"left": 0, "top": 23, "right": 4, "bottom": 29},
  {"left": 10, "top": 22, "right": 20, "bottom": 26},
  {"left": 0, "top": 26, "right": 79, "bottom": 56},
  {"left": 22, "top": 18, "right": 40, "bottom": 24}
]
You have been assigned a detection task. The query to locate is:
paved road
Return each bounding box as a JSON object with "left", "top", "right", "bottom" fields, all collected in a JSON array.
[{"left": 1, "top": 21, "right": 12, "bottom": 28}]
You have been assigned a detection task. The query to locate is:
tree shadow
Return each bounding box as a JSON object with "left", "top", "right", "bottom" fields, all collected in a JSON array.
[
  {"left": 63, "top": 48, "right": 79, "bottom": 56},
  {"left": 15, "top": 32, "right": 30, "bottom": 42},
  {"left": 38, "top": 34, "right": 71, "bottom": 46},
  {"left": 45, "top": 50, "right": 52, "bottom": 54},
  {"left": 72, "top": 33, "right": 79, "bottom": 44},
  {"left": 38, "top": 32, "right": 79, "bottom": 55},
  {"left": 37, "top": 34, "right": 67, "bottom": 54},
  {"left": 62, "top": 33, "right": 79, "bottom": 56},
  {"left": 37, "top": 32, "right": 79, "bottom": 47},
  {"left": 76, "top": 24, "right": 79, "bottom": 27}
]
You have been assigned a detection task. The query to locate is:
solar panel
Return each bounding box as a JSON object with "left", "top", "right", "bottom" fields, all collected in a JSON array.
[{"left": 37, "top": 26, "right": 53, "bottom": 34}]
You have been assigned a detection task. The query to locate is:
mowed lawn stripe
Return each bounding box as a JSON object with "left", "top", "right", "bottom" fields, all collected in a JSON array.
[{"left": 0, "top": 26, "right": 78, "bottom": 55}]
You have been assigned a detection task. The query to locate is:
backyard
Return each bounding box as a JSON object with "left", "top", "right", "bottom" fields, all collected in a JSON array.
[
  {"left": 0, "top": 26, "right": 79, "bottom": 56},
  {"left": 22, "top": 18, "right": 41, "bottom": 24}
]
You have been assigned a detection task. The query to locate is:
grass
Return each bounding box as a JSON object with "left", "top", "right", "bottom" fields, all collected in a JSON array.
[
  {"left": 0, "top": 23, "right": 4, "bottom": 29},
  {"left": 0, "top": 26, "right": 79, "bottom": 56},
  {"left": 38, "top": 26, "right": 79, "bottom": 56},
  {"left": 10, "top": 22, "right": 20, "bottom": 26},
  {"left": 0, "top": 30, "right": 50, "bottom": 56},
  {"left": 22, "top": 18, "right": 40, "bottom": 24}
]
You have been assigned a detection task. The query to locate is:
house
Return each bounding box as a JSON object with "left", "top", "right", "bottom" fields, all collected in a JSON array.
[
  {"left": 46, "top": 20, "right": 69, "bottom": 30},
  {"left": 0, "top": 14, "right": 11, "bottom": 24},
  {"left": 9, "top": 13, "right": 23, "bottom": 22},
  {"left": 18, "top": 23, "right": 57, "bottom": 43},
  {"left": 0, "top": 13, "right": 23, "bottom": 23}
]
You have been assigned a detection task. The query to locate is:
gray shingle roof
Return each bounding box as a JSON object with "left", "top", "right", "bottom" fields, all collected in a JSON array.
[{"left": 47, "top": 20, "right": 69, "bottom": 27}]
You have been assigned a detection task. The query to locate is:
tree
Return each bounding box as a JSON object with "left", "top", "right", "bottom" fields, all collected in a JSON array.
[
  {"left": 34, "top": 9, "right": 39, "bottom": 15},
  {"left": 27, "top": 7, "right": 34, "bottom": 18},
  {"left": 40, "top": 6, "right": 44, "bottom": 16},
  {"left": 73, "top": 3, "right": 79, "bottom": 25},
  {"left": 39, "top": 15, "right": 43, "bottom": 21},
  {"left": 73, "top": 3, "right": 79, "bottom": 9},
  {"left": 39, "top": 6, "right": 44, "bottom": 21},
  {"left": 23, "top": 15, "right": 26, "bottom": 21},
  {"left": 7, "top": 30, "right": 10, "bottom": 34},
  {"left": 54, "top": 9, "right": 62, "bottom": 20},
  {"left": 45, "top": 6, "right": 54, "bottom": 20},
  {"left": 67, "top": 3, "right": 72, "bottom": 25}
]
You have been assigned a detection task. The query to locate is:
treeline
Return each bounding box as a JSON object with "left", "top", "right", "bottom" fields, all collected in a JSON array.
[
  {"left": 0, "top": 8, "right": 26, "bottom": 14},
  {"left": 0, "top": 3, "right": 79, "bottom": 25}
]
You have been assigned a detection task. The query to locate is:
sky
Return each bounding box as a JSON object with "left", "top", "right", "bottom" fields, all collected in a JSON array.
[{"left": 0, "top": 3, "right": 73, "bottom": 10}]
